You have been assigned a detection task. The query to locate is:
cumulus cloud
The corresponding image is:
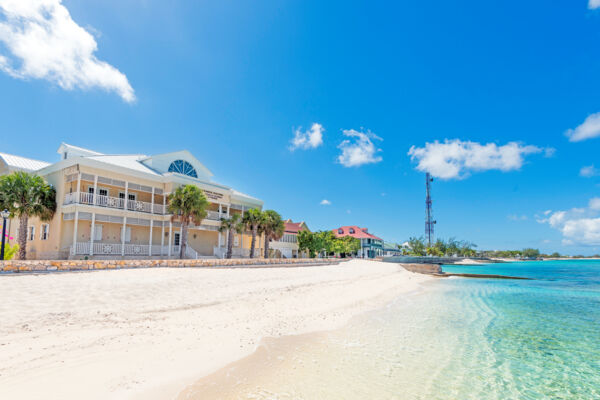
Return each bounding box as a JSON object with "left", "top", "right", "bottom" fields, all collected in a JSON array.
[
  {"left": 320, "top": 199, "right": 331, "bottom": 205},
  {"left": 580, "top": 165, "right": 600, "bottom": 177},
  {"left": 590, "top": 0, "right": 600, "bottom": 9},
  {"left": 290, "top": 123, "right": 324, "bottom": 150},
  {"left": 408, "top": 139, "right": 549, "bottom": 180},
  {"left": 0, "top": 0, "right": 135, "bottom": 102},
  {"left": 537, "top": 198, "right": 600, "bottom": 245},
  {"left": 337, "top": 129, "right": 383, "bottom": 167},
  {"left": 565, "top": 113, "right": 600, "bottom": 142}
]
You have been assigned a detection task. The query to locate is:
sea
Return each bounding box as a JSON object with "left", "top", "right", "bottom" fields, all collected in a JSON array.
[{"left": 181, "top": 260, "right": 600, "bottom": 399}]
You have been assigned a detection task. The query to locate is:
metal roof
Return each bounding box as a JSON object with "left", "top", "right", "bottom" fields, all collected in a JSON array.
[{"left": 0, "top": 152, "right": 51, "bottom": 172}]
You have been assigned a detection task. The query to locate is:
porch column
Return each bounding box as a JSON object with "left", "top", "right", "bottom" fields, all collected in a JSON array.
[
  {"left": 150, "top": 187, "right": 155, "bottom": 215},
  {"left": 92, "top": 175, "right": 98, "bottom": 205},
  {"left": 168, "top": 221, "right": 172, "bottom": 257},
  {"left": 161, "top": 221, "right": 165, "bottom": 256},
  {"left": 72, "top": 210, "right": 79, "bottom": 254},
  {"left": 240, "top": 206, "right": 245, "bottom": 250},
  {"left": 76, "top": 172, "right": 81, "bottom": 204},
  {"left": 163, "top": 194, "right": 167, "bottom": 215},
  {"left": 148, "top": 219, "right": 153, "bottom": 256},
  {"left": 179, "top": 225, "right": 183, "bottom": 257},
  {"left": 218, "top": 204, "right": 223, "bottom": 248},
  {"left": 123, "top": 182, "right": 129, "bottom": 211},
  {"left": 121, "top": 217, "right": 127, "bottom": 256},
  {"left": 89, "top": 212, "right": 95, "bottom": 256}
]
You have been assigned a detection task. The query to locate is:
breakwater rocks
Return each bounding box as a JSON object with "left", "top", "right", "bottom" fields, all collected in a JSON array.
[{"left": 0, "top": 258, "right": 341, "bottom": 273}]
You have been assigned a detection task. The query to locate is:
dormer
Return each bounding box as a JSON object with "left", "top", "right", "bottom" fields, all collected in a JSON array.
[
  {"left": 57, "top": 143, "right": 103, "bottom": 160},
  {"left": 140, "top": 150, "right": 213, "bottom": 180}
]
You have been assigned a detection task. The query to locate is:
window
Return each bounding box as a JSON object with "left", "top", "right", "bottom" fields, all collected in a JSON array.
[
  {"left": 28, "top": 226, "right": 35, "bottom": 241},
  {"left": 120, "top": 226, "right": 130, "bottom": 242},
  {"left": 338, "top": 228, "right": 343, "bottom": 234},
  {"left": 168, "top": 160, "right": 198, "bottom": 178},
  {"left": 349, "top": 228, "right": 355, "bottom": 234},
  {"left": 94, "top": 225, "right": 103, "bottom": 241},
  {"left": 174, "top": 232, "right": 181, "bottom": 246},
  {"left": 41, "top": 224, "right": 50, "bottom": 240},
  {"left": 89, "top": 187, "right": 108, "bottom": 196}
]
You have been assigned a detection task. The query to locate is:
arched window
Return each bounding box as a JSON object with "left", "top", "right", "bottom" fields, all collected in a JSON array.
[
  {"left": 349, "top": 228, "right": 355, "bottom": 234},
  {"left": 338, "top": 228, "right": 344, "bottom": 234},
  {"left": 168, "top": 160, "right": 198, "bottom": 178}
]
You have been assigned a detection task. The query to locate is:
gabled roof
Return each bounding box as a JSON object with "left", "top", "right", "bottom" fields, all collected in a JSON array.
[
  {"left": 284, "top": 220, "right": 310, "bottom": 234},
  {"left": 0, "top": 152, "right": 50, "bottom": 172},
  {"left": 86, "top": 155, "right": 161, "bottom": 176},
  {"left": 333, "top": 226, "right": 382, "bottom": 241}
]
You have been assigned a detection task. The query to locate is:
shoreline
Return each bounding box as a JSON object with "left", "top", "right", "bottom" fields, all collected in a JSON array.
[
  {"left": 176, "top": 277, "right": 438, "bottom": 399},
  {"left": 0, "top": 259, "right": 432, "bottom": 400}
]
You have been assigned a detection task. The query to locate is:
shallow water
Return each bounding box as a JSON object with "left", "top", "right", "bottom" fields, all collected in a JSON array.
[{"left": 181, "top": 261, "right": 600, "bottom": 399}]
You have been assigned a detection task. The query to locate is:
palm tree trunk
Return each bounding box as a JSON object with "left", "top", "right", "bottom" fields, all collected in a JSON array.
[
  {"left": 227, "top": 229, "right": 233, "bottom": 259},
  {"left": 249, "top": 226, "right": 257, "bottom": 258},
  {"left": 18, "top": 215, "right": 28, "bottom": 260},
  {"left": 264, "top": 236, "right": 270, "bottom": 258},
  {"left": 180, "top": 221, "right": 187, "bottom": 259}
]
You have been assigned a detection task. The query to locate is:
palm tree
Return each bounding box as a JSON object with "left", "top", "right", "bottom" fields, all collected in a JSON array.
[
  {"left": 219, "top": 213, "right": 244, "bottom": 258},
  {"left": 167, "top": 185, "right": 208, "bottom": 259},
  {"left": 242, "top": 208, "right": 262, "bottom": 258},
  {"left": 259, "top": 210, "right": 285, "bottom": 258},
  {"left": 0, "top": 172, "right": 56, "bottom": 260}
]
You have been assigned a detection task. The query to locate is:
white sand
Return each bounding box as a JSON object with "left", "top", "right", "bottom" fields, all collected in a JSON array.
[{"left": 0, "top": 260, "right": 431, "bottom": 400}]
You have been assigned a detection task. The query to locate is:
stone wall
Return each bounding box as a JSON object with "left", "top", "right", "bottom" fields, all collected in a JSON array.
[{"left": 0, "top": 258, "right": 341, "bottom": 273}]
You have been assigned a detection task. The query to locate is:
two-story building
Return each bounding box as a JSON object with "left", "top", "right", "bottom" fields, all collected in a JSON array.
[
  {"left": 0, "top": 143, "right": 264, "bottom": 260},
  {"left": 333, "top": 226, "right": 384, "bottom": 258},
  {"left": 270, "top": 220, "right": 310, "bottom": 258}
]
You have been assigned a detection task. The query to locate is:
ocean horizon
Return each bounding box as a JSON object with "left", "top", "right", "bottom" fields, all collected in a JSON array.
[{"left": 182, "top": 260, "right": 600, "bottom": 399}]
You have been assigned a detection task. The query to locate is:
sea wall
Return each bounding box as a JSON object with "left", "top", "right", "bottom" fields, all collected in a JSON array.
[
  {"left": 0, "top": 258, "right": 341, "bottom": 273},
  {"left": 399, "top": 263, "right": 442, "bottom": 275}
]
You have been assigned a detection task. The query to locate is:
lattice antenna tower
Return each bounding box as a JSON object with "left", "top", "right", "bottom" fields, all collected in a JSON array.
[{"left": 425, "top": 172, "right": 436, "bottom": 247}]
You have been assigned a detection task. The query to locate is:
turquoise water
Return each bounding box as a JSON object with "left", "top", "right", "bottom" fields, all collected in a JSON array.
[{"left": 187, "top": 261, "right": 600, "bottom": 399}]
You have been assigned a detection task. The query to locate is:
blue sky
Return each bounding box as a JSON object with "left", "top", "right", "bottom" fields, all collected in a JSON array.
[{"left": 2, "top": 0, "right": 600, "bottom": 254}]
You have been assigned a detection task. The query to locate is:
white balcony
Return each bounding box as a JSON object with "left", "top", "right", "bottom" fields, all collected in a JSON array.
[
  {"left": 64, "top": 192, "right": 167, "bottom": 215},
  {"left": 72, "top": 242, "right": 180, "bottom": 257},
  {"left": 206, "top": 210, "right": 229, "bottom": 221}
]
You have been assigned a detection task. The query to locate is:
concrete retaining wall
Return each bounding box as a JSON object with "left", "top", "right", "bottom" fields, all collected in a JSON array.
[
  {"left": 0, "top": 258, "right": 341, "bottom": 273},
  {"left": 399, "top": 263, "right": 443, "bottom": 275}
]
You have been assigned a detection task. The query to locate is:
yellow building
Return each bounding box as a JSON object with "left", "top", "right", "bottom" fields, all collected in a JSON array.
[{"left": 0, "top": 143, "right": 264, "bottom": 260}]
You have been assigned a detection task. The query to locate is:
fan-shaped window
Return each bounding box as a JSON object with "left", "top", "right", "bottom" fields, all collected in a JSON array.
[{"left": 168, "top": 160, "right": 198, "bottom": 178}]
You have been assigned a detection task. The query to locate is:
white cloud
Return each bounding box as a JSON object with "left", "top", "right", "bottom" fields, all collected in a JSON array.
[
  {"left": 0, "top": 0, "right": 135, "bottom": 102},
  {"left": 508, "top": 214, "right": 528, "bottom": 221},
  {"left": 290, "top": 123, "right": 324, "bottom": 151},
  {"left": 337, "top": 129, "right": 382, "bottom": 167},
  {"left": 538, "top": 199, "right": 600, "bottom": 245},
  {"left": 580, "top": 165, "right": 600, "bottom": 177},
  {"left": 320, "top": 199, "right": 331, "bottom": 205},
  {"left": 590, "top": 0, "right": 600, "bottom": 10},
  {"left": 408, "top": 139, "right": 548, "bottom": 180},
  {"left": 565, "top": 113, "right": 600, "bottom": 142}
]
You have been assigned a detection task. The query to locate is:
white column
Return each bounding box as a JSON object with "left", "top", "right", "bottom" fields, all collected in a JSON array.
[
  {"left": 240, "top": 206, "right": 244, "bottom": 250},
  {"left": 123, "top": 182, "right": 129, "bottom": 211},
  {"left": 163, "top": 194, "right": 167, "bottom": 215},
  {"left": 76, "top": 172, "right": 81, "bottom": 204},
  {"left": 161, "top": 222, "right": 165, "bottom": 256},
  {"left": 121, "top": 217, "right": 127, "bottom": 256},
  {"left": 89, "top": 212, "right": 95, "bottom": 256},
  {"left": 168, "top": 221, "right": 172, "bottom": 257},
  {"left": 148, "top": 219, "right": 153, "bottom": 256},
  {"left": 218, "top": 204, "right": 223, "bottom": 248},
  {"left": 92, "top": 175, "right": 98, "bottom": 205},
  {"left": 226, "top": 205, "right": 230, "bottom": 217},
  {"left": 72, "top": 210, "right": 79, "bottom": 254},
  {"left": 150, "top": 187, "right": 155, "bottom": 214},
  {"left": 179, "top": 225, "right": 183, "bottom": 257}
]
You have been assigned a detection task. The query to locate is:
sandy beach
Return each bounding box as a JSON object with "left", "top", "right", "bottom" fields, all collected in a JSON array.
[{"left": 0, "top": 259, "right": 431, "bottom": 400}]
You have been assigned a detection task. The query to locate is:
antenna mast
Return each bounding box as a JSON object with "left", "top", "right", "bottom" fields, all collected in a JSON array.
[{"left": 425, "top": 173, "right": 436, "bottom": 247}]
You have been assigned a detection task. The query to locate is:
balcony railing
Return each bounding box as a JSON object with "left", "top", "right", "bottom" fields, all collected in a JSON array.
[
  {"left": 72, "top": 242, "right": 183, "bottom": 256},
  {"left": 64, "top": 192, "right": 168, "bottom": 215},
  {"left": 206, "top": 210, "right": 230, "bottom": 221}
]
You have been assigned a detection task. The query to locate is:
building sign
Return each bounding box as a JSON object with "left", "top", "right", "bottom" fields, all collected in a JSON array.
[{"left": 203, "top": 190, "right": 224, "bottom": 201}]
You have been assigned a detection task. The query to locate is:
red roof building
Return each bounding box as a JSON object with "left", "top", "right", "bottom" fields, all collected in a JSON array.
[
  {"left": 332, "top": 226, "right": 383, "bottom": 258},
  {"left": 270, "top": 220, "right": 310, "bottom": 258}
]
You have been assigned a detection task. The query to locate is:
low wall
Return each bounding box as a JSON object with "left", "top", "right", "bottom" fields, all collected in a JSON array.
[
  {"left": 0, "top": 258, "right": 341, "bottom": 273},
  {"left": 399, "top": 263, "right": 442, "bottom": 275}
]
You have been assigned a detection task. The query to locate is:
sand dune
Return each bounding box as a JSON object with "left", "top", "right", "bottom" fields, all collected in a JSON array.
[{"left": 0, "top": 260, "right": 431, "bottom": 400}]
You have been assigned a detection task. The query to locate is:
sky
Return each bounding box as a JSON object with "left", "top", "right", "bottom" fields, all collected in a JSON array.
[{"left": 1, "top": 0, "right": 600, "bottom": 255}]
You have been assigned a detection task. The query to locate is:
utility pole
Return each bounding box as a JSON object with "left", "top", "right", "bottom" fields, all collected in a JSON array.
[{"left": 425, "top": 173, "right": 436, "bottom": 247}]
